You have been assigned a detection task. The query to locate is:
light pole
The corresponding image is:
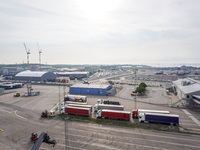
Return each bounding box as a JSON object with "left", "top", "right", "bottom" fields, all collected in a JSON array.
[{"left": 134, "top": 69, "right": 138, "bottom": 110}]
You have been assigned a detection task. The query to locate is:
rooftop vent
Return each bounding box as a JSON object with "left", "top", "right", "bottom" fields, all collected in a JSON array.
[{"left": 181, "top": 81, "right": 191, "bottom": 86}]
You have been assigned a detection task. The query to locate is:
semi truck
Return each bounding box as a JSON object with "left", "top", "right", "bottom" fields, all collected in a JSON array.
[
  {"left": 96, "top": 109, "right": 131, "bottom": 121},
  {"left": 64, "top": 94, "right": 87, "bottom": 102},
  {"left": 139, "top": 113, "right": 179, "bottom": 125},
  {"left": 61, "top": 104, "right": 92, "bottom": 114},
  {"left": 94, "top": 104, "right": 124, "bottom": 112},
  {"left": 132, "top": 109, "right": 170, "bottom": 118},
  {"left": 97, "top": 99, "right": 121, "bottom": 105},
  {"left": 64, "top": 106, "right": 91, "bottom": 117}
]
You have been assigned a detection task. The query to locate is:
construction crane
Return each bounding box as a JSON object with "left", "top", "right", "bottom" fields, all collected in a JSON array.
[
  {"left": 37, "top": 42, "right": 42, "bottom": 71},
  {"left": 23, "top": 43, "right": 31, "bottom": 70}
]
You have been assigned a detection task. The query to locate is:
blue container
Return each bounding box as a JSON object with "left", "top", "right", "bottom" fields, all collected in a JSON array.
[{"left": 145, "top": 113, "right": 179, "bottom": 125}]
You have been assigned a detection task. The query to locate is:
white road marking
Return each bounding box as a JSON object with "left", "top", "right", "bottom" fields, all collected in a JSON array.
[
  {"left": 0, "top": 109, "right": 14, "bottom": 115},
  {"left": 22, "top": 89, "right": 52, "bottom": 108},
  {"left": 14, "top": 110, "right": 27, "bottom": 120},
  {"left": 40, "top": 147, "right": 51, "bottom": 150},
  {"left": 56, "top": 124, "right": 200, "bottom": 142},
  {"left": 59, "top": 129, "right": 200, "bottom": 149},
  {"left": 0, "top": 109, "right": 27, "bottom": 120},
  {"left": 57, "top": 144, "right": 88, "bottom": 150},
  {"left": 56, "top": 136, "right": 169, "bottom": 150},
  {"left": 182, "top": 109, "right": 200, "bottom": 127}
]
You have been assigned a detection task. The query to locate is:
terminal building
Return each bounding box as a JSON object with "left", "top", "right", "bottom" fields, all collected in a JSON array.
[
  {"left": 69, "top": 84, "right": 113, "bottom": 96},
  {"left": 172, "top": 78, "right": 200, "bottom": 108},
  {"left": 15, "top": 70, "right": 56, "bottom": 82}
]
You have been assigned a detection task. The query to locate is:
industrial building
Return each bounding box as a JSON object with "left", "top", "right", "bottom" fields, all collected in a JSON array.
[
  {"left": 15, "top": 70, "right": 56, "bottom": 82},
  {"left": 69, "top": 84, "right": 113, "bottom": 96},
  {"left": 56, "top": 72, "right": 89, "bottom": 80},
  {"left": 172, "top": 78, "right": 200, "bottom": 108}
]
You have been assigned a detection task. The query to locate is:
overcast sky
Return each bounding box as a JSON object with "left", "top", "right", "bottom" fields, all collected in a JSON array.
[{"left": 0, "top": 0, "right": 200, "bottom": 66}]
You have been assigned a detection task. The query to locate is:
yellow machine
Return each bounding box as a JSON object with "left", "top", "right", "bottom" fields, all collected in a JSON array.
[{"left": 14, "top": 92, "right": 20, "bottom": 97}]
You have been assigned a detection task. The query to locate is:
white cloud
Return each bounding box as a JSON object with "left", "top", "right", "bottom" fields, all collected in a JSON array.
[{"left": 0, "top": 0, "right": 200, "bottom": 65}]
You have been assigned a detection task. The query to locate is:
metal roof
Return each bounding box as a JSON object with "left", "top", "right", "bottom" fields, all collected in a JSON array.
[
  {"left": 71, "top": 84, "right": 111, "bottom": 89},
  {"left": 15, "top": 70, "right": 47, "bottom": 77},
  {"left": 173, "top": 78, "right": 200, "bottom": 94},
  {"left": 55, "top": 72, "right": 89, "bottom": 75}
]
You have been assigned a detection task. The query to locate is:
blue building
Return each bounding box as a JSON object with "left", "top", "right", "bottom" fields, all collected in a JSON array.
[{"left": 70, "top": 84, "right": 113, "bottom": 96}]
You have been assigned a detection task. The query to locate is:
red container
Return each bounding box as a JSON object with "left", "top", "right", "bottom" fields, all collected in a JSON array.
[
  {"left": 65, "top": 106, "right": 90, "bottom": 117},
  {"left": 101, "top": 110, "right": 130, "bottom": 120}
]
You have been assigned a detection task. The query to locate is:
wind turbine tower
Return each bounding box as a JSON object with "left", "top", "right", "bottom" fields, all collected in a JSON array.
[
  {"left": 23, "top": 43, "right": 31, "bottom": 70},
  {"left": 37, "top": 42, "right": 42, "bottom": 71}
]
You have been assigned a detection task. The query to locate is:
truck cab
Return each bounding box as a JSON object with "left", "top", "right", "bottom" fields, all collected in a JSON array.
[
  {"left": 138, "top": 113, "right": 145, "bottom": 122},
  {"left": 48, "top": 111, "right": 55, "bottom": 117},
  {"left": 97, "top": 99, "right": 103, "bottom": 104},
  {"left": 132, "top": 110, "right": 138, "bottom": 118},
  {"left": 96, "top": 110, "right": 102, "bottom": 118}
]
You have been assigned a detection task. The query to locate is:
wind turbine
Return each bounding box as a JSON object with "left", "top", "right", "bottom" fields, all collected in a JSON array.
[
  {"left": 37, "top": 42, "right": 42, "bottom": 71},
  {"left": 23, "top": 43, "right": 31, "bottom": 70}
]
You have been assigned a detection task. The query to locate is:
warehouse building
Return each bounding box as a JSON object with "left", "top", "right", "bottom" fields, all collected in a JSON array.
[
  {"left": 172, "top": 78, "right": 200, "bottom": 107},
  {"left": 15, "top": 70, "right": 56, "bottom": 82},
  {"left": 55, "top": 72, "right": 89, "bottom": 80},
  {"left": 69, "top": 84, "right": 113, "bottom": 96}
]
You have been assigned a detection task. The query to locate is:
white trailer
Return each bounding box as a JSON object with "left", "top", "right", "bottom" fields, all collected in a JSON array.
[
  {"left": 94, "top": 104, "right": 124, "bottom": 112},
  {"left": 61, "top": 101, "right": 88, "bottom": 107}
]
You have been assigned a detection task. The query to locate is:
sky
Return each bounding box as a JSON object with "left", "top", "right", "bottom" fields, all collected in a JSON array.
[{"left": 0, "top": 0, "right": 200, "bottom": 66}]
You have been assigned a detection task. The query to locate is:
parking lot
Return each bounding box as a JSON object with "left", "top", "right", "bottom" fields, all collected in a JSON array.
[{"left": 0, "top": 70, "right": 200, "bottom": 149}]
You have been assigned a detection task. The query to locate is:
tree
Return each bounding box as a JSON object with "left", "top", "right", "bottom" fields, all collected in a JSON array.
[
  {"left": 139, "top": 82, "right": 147, "bottom": 88},
  {"left": 135, "top": 85, "right": 146, "bottom": 94}
]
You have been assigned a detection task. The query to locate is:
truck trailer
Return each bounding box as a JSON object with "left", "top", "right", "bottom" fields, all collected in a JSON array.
[
  {"left": 94, "top": 104, "right": 124, "bottom": 112},
  {"left": 97, "top": 99, "right": 121, "bottom": 105},
  {"left": 96, "top": 109, "right": 131, "bottom": 120},
  {"left": 61, "top": 101, "right": 88, "bottom": 108},
  {"left": 64, "top": 106, "right": 91, "bottom": 117},
  {"left": 132, "top": 109, "right": 170, "bottom": 118},
  {"left": 139, "top": 113, "right": 179, "bottom": 125},
  {"left": 61, "top": 104, "right": 92, "bottom": 114},
  {"left": 64, "top": 94, "right": 87, "bottom": 102}
]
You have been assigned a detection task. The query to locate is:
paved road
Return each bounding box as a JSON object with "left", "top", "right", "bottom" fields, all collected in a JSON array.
[
  {"left": 41, "top": 121, "right": 200, "bottom": 150},
  {"left": 0, "top": 83, "right": 200, "bottom": 150}
]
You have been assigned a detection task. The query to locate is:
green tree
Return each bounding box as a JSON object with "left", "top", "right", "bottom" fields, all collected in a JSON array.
[
  {"left": 135, "top": 85, "right": 146, "bottom": 94},
  {"left": 139, "top": 82, "right": 147, "bottom": 88}
]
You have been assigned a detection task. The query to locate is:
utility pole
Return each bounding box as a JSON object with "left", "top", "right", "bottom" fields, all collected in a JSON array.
[
  {"left": 134, "top": 69, "right": 137, "bottom": 110},
  {"left": 58, "top": 85, "right": 60, "bottom": 114},
  {"left": 63, "top": 83, "right": 68, "bottom": 150}
]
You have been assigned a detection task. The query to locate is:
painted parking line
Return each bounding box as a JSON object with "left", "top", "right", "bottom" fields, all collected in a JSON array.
[{"left": 182, "top": 109, "right": 200, "bottom": 127}]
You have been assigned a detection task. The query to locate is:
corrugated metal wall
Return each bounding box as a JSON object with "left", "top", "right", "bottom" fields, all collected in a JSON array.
[{"left": 70, "top": 87, "right": 107, "bottom": 95}]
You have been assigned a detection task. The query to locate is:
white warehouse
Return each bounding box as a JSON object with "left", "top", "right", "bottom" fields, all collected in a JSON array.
[
  {"left": 15, "top": 70, "right": 56, "bottom": 82},
  {"left": 172, "top": 78, "right": 200, "bottom": 107}
]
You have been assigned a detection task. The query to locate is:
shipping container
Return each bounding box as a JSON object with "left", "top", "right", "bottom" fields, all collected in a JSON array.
[
  {"left": 67, "top": 104, "right": 92, "bottom": 112},
  {"left": 94, "top": 104, "right": 124, "bottom": 112},
  {"left": 139, "top": 113, "right": 179, "bottom": 125},
  {"left": 65, "top": 106, "right": 91, "bottom": 117},
  {"left": 96, "top": 109, "right": 131, "bottom": 120}
]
